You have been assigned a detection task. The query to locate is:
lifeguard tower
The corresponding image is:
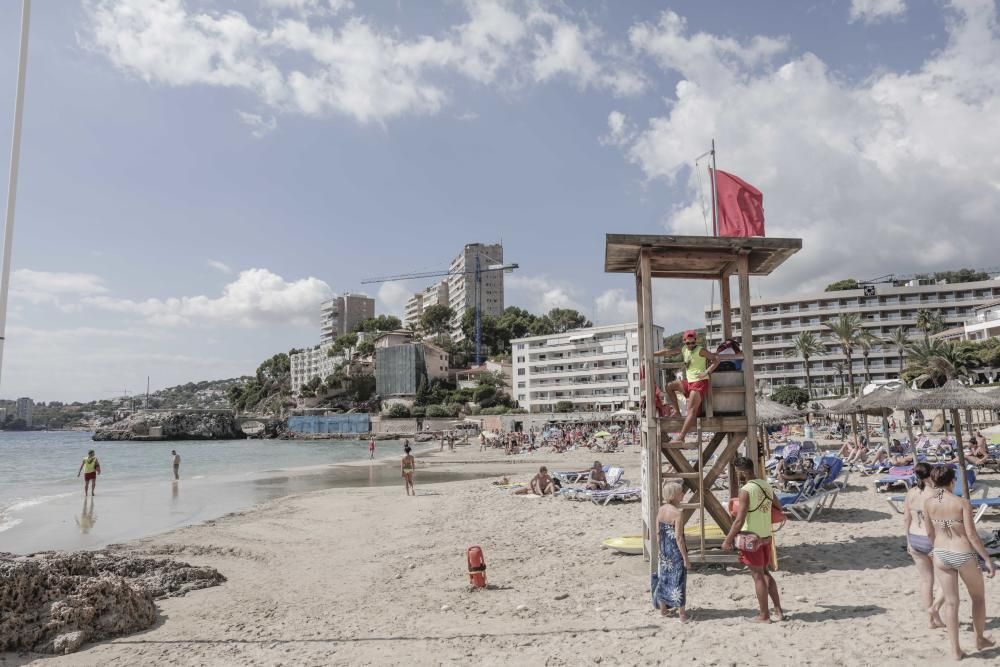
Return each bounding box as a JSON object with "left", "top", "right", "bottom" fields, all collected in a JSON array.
[{"left": 604, "top": 234, "right": 801, "bottom": 570}]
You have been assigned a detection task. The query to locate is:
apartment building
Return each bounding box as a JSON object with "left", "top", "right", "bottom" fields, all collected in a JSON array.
[
  {"left": 404, "top": 280, "right": 449, "bottom": 329},
  {"left": 16, "top": 397, "right": 34, "bottom": 428},
  {"left": 320, "top": 293, "right": 375, "bottom": 343},
  {"left": 290, "top": 344, "right": 339, "bottom": 393},
  {"left": 937, "top": 300, "right": 1000, "bottom": 342},
  {"left": 511, "top": 322, "right": 663, "bottom": 414},
  {"left": 704, "top": 277, "right": 1000, "bottom": 395},
  {"left": 447, "top": 243, "right": 504, "bottom": 338}
]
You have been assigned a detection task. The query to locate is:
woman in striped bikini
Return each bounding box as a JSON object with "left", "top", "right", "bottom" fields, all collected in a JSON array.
[
  {"left": 903, "top": 463, "right": 944, "bottom": 629},
  {"left": 925, "top": 466, "right": 995, "bottom": 660}
]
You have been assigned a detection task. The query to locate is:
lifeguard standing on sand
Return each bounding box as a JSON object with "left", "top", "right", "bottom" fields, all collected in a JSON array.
[{"left": 655, "top": 330, "right": 720, "bottom": 445}]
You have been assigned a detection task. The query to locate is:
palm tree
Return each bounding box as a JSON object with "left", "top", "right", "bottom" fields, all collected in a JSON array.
[
  {"left": 832, "top": 362, "right": 846, "bottom": 395},
  {"left": 785, "top": 331, "right": 825, "bottom": 399},
  {"left": 824, "top": 314, "right": 862, "bottom": 396},
  {"left": 858, "top": 330, "right": 878, "bottom": 386},
  {"left": 885, "top": 327, "right": 910, "bottom": 379},
  {"left": 904, "top": 339, "right": 975, "bottom": 387},
  {"left": 915, "top": 309, "right": 945, "bottom": 344}
]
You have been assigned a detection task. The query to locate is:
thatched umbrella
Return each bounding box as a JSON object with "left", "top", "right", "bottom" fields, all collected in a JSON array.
[
  {"left": 857, "top": 384, "right": 924, "bottom": 444},
  {"left": 899, "top": 379, "right": 1000, "bottom": 499},
  {"left": 754, "top": 396, "right": 803, "bottom": 460}
]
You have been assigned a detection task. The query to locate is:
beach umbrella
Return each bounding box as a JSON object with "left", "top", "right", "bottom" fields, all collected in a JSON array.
[
  {"left": 593, "top": 431, "right": 612, "bottom": 438},
  {"left": 898, "top": 379, "right": 1000, "bottom": 499},
  {"left": 856, "top": 384, "right": 925, "bottom": 444},
  {"left": 754, "top": 397, "right": 802, "bottom": 425}
]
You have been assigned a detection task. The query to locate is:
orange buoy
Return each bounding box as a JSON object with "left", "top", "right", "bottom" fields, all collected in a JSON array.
[{"left": 467, "top": 546, "right": 487, "bottom": 588}]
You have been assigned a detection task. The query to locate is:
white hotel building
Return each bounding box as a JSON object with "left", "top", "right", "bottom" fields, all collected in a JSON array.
[
  {"left": 290, "top": 343, "right": 339, "bottom": 393},
  {"left": 511, "top": 322, "right": 663, "bottom": 414},
  {"left": 704, "top": 277, "right": 1000, "bottom": 395}
]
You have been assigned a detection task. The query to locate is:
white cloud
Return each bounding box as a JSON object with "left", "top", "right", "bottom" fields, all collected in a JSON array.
[
  {"left": 207, "top": 259, "right": 233, "bottom": 274},
  {"left": 612, "top": 0, "right": 1000, "bottom": 318},
  {"left": 236, "top": 110, "right": 277, "bottom": 137},
  {"left": 84, "top": 268, "right": 332, "bottom": 327},
  {"left": 506, "top": 274, "right": 587, "bottom": 315},
  {"left": 376, "top": 281, "right": 412, "bottom": 318},
  {"left": 849, "top": 0, "right": 907, "bottom": 24},
  {"left": 11, "top": 269, "right": 108, "bottom": 305},
  {"left": 593, "top": 288, "right": 635, "bottom": 325},
  {"left": 83, "top": 0, "right": 644, "bottom": 124}
]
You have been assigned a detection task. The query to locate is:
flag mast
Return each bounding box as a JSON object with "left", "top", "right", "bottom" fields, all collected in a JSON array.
[
  {"left": 0, "top": 0, "right": 32, "bottom": 386},
  {"left": 710, "top": 139, "right": 720, "bottom": 237}
]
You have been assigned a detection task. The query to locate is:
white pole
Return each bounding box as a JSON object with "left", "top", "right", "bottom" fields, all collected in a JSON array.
[
  {"left": 710, "top": 138, "right": 720, "bottom": 237},
  {"left": 0, "top": 0, "right": 32, "bottom": 386}
]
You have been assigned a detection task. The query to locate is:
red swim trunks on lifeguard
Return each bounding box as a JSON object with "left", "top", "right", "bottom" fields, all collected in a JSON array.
[
  {"left": 84, "top": 472, "right": 97, "bottom": 481},
  {"left": 739, "top": 539, "right": 771, "bottom": 568},
  {"left": 681, "top": 378, "right": 709, "bottom": 398}
]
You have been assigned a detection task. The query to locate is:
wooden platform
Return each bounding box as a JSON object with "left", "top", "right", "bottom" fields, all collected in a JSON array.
[
  {"left": 656, "top": 416, "right": 748, "bottom": 435},
  {"left": 604, "top": 234, "right": 801, "bottom": 279}
]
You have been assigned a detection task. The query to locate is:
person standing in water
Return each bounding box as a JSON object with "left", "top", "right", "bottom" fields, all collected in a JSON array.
[
  {"left": 77, "top": 449, "right": 101, "bottom": 496},
  {"left": 369, "top": 438, "right": 376, "bottom": 460},
  {"left": 401, "top": 445, "right": 416, "bottom": 496},
  {"left": 171, "top": 450, "right": 181, "bottom": 480}
]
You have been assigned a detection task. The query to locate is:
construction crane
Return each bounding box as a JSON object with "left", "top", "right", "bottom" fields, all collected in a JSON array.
[{"left": 361, "top": 256, "right": 518, "bottom": 366}]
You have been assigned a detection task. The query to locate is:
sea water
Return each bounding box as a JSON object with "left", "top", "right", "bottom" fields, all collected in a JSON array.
[{"left": 0, "top": 431, "right": 422, "bottom": 554}]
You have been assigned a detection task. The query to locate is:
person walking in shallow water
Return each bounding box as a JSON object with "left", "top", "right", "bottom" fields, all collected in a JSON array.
[
  {"left": 77, "top": 449, "right": 101, "bottom": 496},
  {"left": 401, "top": 445, "right": 415, "bottom": 496},
  {"left": 171, "top": 450, "right": 181, "bottom": 480},
  {"left": 369, "top": 438, "right": 376, "bottom": 460}
]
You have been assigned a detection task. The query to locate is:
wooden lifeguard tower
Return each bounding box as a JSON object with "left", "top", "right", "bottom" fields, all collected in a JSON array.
[{"left": 604, "top": 234, "right": 801, "bottom": 571}]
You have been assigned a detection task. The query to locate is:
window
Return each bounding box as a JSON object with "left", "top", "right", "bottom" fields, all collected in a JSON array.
[
  {"left": 517, "top": 382, "right": 525, "bottom": 388},
  {"left": 517, "top": 369, "right": 525, "bottom": 376},
  {"left": 633, "top": 387, "right": 639, "bottom": 395},
  {"left": 516, "top": 356, "right": 524, "bottom": 363},
  {"left": 633, "top": 373, "right": 639, "bottom": 381},
  {"left": 632, "top": 345, "right": 638, "bottom": 352},
  {"left": 632, "top": 358, "right": 638, "bottom": 366}
]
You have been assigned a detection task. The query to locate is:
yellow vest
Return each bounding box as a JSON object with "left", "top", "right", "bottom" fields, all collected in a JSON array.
[
  {"left": 82, "top": 457, "right": 98, "bottom": 474},
  {"left": 682, "top": 345, "right": 707, "bottom": 382},
  {"left": 741, "top": 480, "right": 774, "bottom": 538}
]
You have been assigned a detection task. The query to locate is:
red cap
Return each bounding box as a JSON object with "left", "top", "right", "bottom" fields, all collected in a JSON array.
[{"left": 683, "top": 329, "right": 697, "bottom": 340}]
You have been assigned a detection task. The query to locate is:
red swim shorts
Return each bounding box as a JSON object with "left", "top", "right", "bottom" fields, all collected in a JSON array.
[
  {"left": 681, "top": 379, "right": 709, "bottom": 399},
  {"left": 739, "top": 538, "right": 771, "bottom": 569},
  {"left": 84, "top": 472, "right": 96, "bottom": 481}
]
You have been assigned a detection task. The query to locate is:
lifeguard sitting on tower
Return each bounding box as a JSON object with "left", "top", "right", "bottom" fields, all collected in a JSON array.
[{"left": 654, "top": 330, "right": 721, "bottom": 445}]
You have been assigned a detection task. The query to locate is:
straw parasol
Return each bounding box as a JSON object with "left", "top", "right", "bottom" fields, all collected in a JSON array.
[
  {"left": 856, "top": 383, "right": 925, "bottom": 444},
  {"left": 898, "top": 379, "right": 1000, "bottom": 499},
  {"left": 755, "top": 396, "right": 802, "bottom": 425}
]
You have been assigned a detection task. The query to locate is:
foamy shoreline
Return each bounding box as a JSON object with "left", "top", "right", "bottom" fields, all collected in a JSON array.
[{"left": 8, "top": 443, "right": 1000, "bottom": 665}]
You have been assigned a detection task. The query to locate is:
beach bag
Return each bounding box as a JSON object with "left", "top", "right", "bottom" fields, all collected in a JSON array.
[
  {"left": 735, "top": 531, "right": 761, "bottom": 552},
  {"left": 748, "top": 480, "right": 785, "bottom": 531}
]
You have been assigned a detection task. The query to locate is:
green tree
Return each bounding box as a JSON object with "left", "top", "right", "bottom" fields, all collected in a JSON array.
[
  {"left": 554, "top": 400, "right": 574, "bottom": 413},
  {"left": 915, "top": 309, "right": 944, "bottom": 344},
  {"left": 419, "top": 304, "right": 455, "bottom": 337},
  {"left": 770, "top": 385, "right": 810, "bottom": 409},
  {"left": 857, "top": 330, "right": 878, "bottom": 385},
  {"left": 256, "top": 353, "right": 290, "bottom": 383},
  {"left": 824, "top": 278, "right": 859, "bottom": 292},
  {"left": 785, "top": 331, "right": 825, "bottom": 399},
  {"left": 357, "top": 340, "right": 376, "bottom": 357},
  {"left": 885, "top": 327, "right": 910, "bottom": 379},
  {"left": 329, "top": 332, "right": 358, "bottom": 358},
  {"left": 386, "top": 404, "right": 410, "bottom": 418},
  {"left": 541, "top": 308, "right": 592, "bottom": 334},
  {"left": 824, "top": 314, "right": 862, "bottom": 396},
  {"left": 354, "top": 315, "right": 402, "bottom": 334},
  {"left": 904, "top": 339, "right": 975, "bottom": 388}
]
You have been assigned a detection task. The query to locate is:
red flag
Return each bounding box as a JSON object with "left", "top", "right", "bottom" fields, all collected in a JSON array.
[{"left": 711, "top": 168, "right": 765, "bottom": 237}]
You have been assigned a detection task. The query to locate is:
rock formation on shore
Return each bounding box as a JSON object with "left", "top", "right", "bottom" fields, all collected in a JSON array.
[
  {"left": 0, "top": 550, "right": 225, "bottom": 654},
  {"left": 92, "top": 411, "right": 246, "bottom": 441}
]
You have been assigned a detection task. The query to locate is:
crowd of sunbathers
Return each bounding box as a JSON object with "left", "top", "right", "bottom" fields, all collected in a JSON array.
[
  {"left": 507, "top": 460, "right": 620, "bottom": 496},
  {"left": 478, "top": 423, "right": 638, "bottom": 456}
]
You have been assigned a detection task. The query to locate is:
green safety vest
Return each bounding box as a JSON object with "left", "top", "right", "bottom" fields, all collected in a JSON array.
[
  {"left": 682, "top": 345, "right": 707, "bottom": 382},
  {"left": 82, "top": 457, "right": 98, "bottom": 474}
]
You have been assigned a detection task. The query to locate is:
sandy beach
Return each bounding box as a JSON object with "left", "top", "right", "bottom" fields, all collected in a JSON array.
[{"left": 5, "top": 441, "right": 1000, "bottom": 666}]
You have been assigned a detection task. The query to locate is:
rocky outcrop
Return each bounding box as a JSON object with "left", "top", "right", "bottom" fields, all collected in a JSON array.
[
  {"left": 92, "top": 412, "right": 245, "bottom": 441},
  {"left": 0, "top": 550, "right": 225, "bottom": 654}
]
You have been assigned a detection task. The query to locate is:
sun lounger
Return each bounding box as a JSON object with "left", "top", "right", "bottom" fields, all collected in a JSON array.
[
  {"left": 971, "top": 497, "right": 1000, "bottom": 523},
  {"left": 778, "top": 472, "right": 829, "bottom": 521},
  {"left": 589, "top": 486, "right": 641, "bottom": 505},
  {"left": 874, "top": 466, "right": 916, "bottom": 492}
]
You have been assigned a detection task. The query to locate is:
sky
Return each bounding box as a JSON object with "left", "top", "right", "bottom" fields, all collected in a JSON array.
[{"left": 0, "top": 0, "right": 997, "bottom": 402}]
